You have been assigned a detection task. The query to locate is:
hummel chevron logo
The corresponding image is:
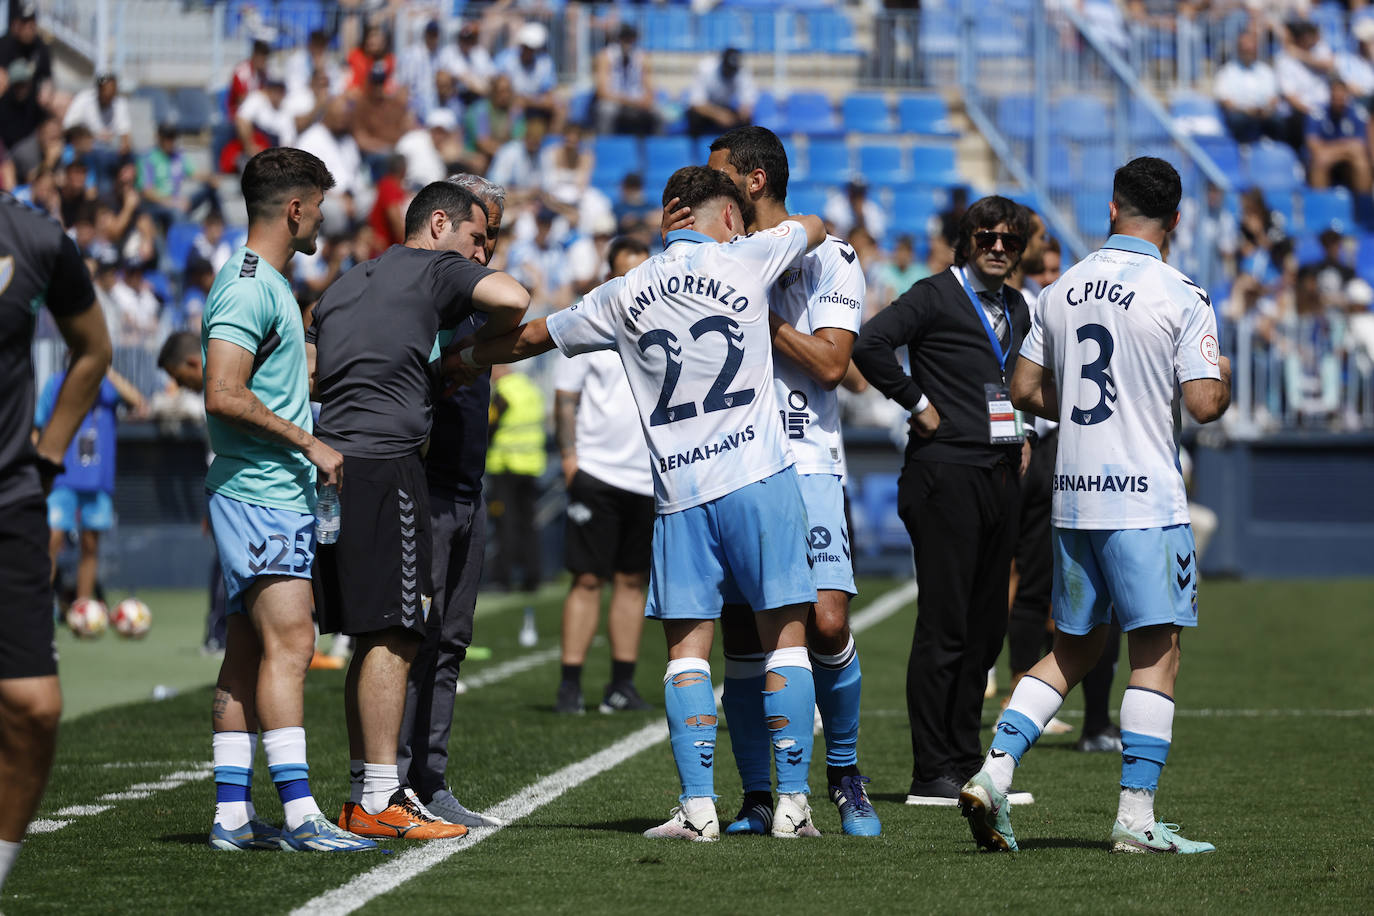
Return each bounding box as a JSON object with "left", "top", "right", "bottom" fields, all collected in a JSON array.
[
  {"left": 247, "top": 540, "right": 269, "bottom": 574},
  {"left": 1177, "top": 573, "right": 1192, "bottom": 590},
  {"left": 1176, "top": 553, "right": 1191, "bottom": 571},
  {"left": 837, "top": 245, "right": 856, "bottom": 264}
]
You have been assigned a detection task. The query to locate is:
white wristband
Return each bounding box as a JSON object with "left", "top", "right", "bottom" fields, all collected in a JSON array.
[
  {"left": 913, "top": 395, "right": 930, "bottom": 414},
  {"left": 458, "top": 346, "right": 482, "bottom": 368}
]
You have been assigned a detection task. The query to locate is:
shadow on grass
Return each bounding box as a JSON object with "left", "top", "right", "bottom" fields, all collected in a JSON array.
[
  {"left": 1016, "top": 837, "right": 1107, "bottom": 851},
  {"left": 159, "top": 833, "right": 213, "bottom": 846},
  {"left": 539, "top": 819, "right": 661, "bottom": 835}
]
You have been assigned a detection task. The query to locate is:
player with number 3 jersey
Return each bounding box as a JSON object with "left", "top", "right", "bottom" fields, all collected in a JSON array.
[
  {"left": 452, "top": 166, "right": 830, "bottom": 841},
  {"left": 961, "top": 157, "right": 1231, "bottom": 858}
]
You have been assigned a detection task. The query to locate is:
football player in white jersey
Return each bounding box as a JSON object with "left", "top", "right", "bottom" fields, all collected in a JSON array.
[
  {"left": 960, "top": 157, "right": 1231, "bottom": 856},
  {"left": 452, "top": 166, "right": 831, "bottom": 840},
  {"left": 670, "top": 125, "right": 878, "bottom": 836}
]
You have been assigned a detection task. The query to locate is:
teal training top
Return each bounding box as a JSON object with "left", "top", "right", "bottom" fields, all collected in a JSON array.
[{"left": 201, "top": 246, "right": 315, "bottom": 513}]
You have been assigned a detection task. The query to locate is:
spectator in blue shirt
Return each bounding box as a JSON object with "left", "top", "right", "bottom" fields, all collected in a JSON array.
[
  {"left": 34, "top": 367, "right": 145, "bottom": 604},
  {"left": 1305, "top": 77, "right": 1373, "bottom": 194}
]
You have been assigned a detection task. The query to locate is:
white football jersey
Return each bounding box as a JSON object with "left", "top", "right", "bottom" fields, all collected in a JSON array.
[
  {"left": 1021, "top": 234, "right": 1221, "bottom": 530},
  {"left": 770, "top": 235, "right": 865, "bottom": 479},
  {"left": 547, "top": 222, "right": 810, "bottom": 514},
  {"left": 553, "top": 347, "right": 654, "bottom": 497}
]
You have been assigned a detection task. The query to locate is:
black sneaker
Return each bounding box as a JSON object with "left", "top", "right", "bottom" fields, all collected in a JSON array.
[
  {"left": 905, "top": 774, "right": 964, "bottom": 806},
  {"left": 555, "top": 681, "right": 584, "bottom": 715},
  {"left": 1076, "top": 723, "right": 1123, "bottom": 753},
  {"left": 599, "top": 681, "right": 651, "bottom": 713}
]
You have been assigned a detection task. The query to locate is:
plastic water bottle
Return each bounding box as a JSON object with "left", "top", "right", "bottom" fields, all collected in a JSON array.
[
  {"left": 151, "top": 685, "right": 178, "bottom": 700},
  {"left": 316, "top": 483, "right": 341, "bottom": 544},
  {"left": 518, "top": 606, "right": 538, "bottom": 647}
]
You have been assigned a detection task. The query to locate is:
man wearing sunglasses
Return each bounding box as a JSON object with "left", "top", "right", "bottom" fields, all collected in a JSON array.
[{"left": 853, "top": 196, "right": 1033, "bottom": 805}]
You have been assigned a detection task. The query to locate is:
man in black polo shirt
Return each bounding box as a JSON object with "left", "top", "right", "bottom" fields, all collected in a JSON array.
[
  {"left": 853, "top": 195, "right": 1032, "bottom": 805},
  {"left": 307, "top": 181, "right": 528, "bottom": 839},
  {"left": 0, "top": 191, "right": 111, "bottom": 891},
  {"left": 396, "top": 173, "right": 508, "bottom": 828}
]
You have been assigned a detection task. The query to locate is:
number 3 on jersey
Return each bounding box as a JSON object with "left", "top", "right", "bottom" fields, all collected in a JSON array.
[
  {"left": 1071, "top": 323, "right": 1117, "bottom": 426},
  {"left": 639, "top": 315, "right": 756, "bottom": 426}
]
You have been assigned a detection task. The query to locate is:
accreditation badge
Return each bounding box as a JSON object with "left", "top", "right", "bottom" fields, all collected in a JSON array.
[{"left": 985, "top": 383, "right": 1025, "bottom": 444}]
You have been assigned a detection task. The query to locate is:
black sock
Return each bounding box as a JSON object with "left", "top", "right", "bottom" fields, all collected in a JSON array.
[
  {"left": 827, "top": 764, "right": 860, "bottom": 788},
  {"left": 561, "top": 663, "right": 582, "bottom": 686},
  {"left": 610, "top": 659, "right": 636, "bottom": 686},
  {"left": 744, "top": 789, "right": 774, "bottom": 809}
]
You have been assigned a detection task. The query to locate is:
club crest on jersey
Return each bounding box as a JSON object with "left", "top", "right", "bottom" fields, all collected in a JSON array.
[{"left": 1200, "top": 334, "right": 1219, "bottom": 366}]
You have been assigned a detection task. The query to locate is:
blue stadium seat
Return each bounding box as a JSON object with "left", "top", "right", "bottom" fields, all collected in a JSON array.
[
  {"left": 787, "top": 184, "right": 829, "bottom": 217},
  {"left": 890, "top": 186, "right": 942, "bottom": 238},
  {"left": 752, "top": 91, "right": 786, "bottom": 134},
  {"left": 644, "top": 136, "right": 694, "bottom": 186},
  {"left": 1129, "top": 96, "right": 1170, "bottom": 143},
  {"left": 909, "top": 145, "right": 959, "bottom": 186},
  {"left": 785, "top": 91, "right": 840, "bottom": 135},
  {"left": 1169, "top": 92, "right": 1226, "bottom": 138},
  {"left": 806, "top": 138, "right": 851, "bottom": 181},
  {"left": 1266, "top": 191, "right": 1296, "bottom": 234},
  {"left": 1079, "top": 146, "right": 1117, "bottom": 191},
  {"left": 1294, "top": 233, "right": 1323, "bottom": 265},
  {"left": 1245, "top": 141, "right": 1302, "bottom": 196},
  {"left": 592, "top": 136, "right": 643, "bottom": 188},
  {"left": 172, "top": 87, "right": 216, "bottom": 133},
  {"left": 642, "top": 7, "right": 693, "bottom": 51},
  {"left": 918, "top": 14, "right": 959, "bottom": 60},
  {"left": 1356, "top": 233, "right": 1374, "bottom": 282},
  {"left": 165, "top": 221, "right": 201, "bottom": 273},
  {"left": 134, "top": 86, "right": 175, "bottom": 129},
  {"left": 224, "top": 226, "right": 247, "bottom": 251},
  {"left": 567, "top": 88, "right": 594, "bottom": 128},
  {"left": 657, "top": 90, "right": 688, "bottom": 136},
  {"left": 1196, "top": 136, "right": 1241, "bottom": 177},
  {"left": 701, "top": 10, "right": 742, "bottom": 51},
  {"left": 1301, "top": 188, "right": 1354, "bottom": 234},
  {"left": 1075, "top": 191, "right": 1110, "bottom": 237},
  {"left": 1046, "top": 142, "right": 1077, "bottom": 193},
  {"left": 898, "top": 95, "right": 956, "bottom": 137},
  {"left": 858, "top": 143, "right": 905, "bottom": 186},
  {"left": 1051, "top": 95, "right": 1111, "bottom": 142},
  {"left": 859, "top": 473, "right": 908, "bottom": 553},
  {"left": 996, "top": 95, "right": 1035, "bottom": 142},
  {"left": 843, "top": 93, "right": 894, "bottom": 133},
  {"left": 807, "top": 9, "right": 859, "bottom": 53}
]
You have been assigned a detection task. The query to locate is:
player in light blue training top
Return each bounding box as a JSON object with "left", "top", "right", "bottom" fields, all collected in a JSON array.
[
  {"left": 451, "top": 166, "right": 831, "bottom": 840},
  {"left": 960, "top": 157, "right": 1232, "bottom": 856},
  {"left": 201, "top": 148, "right": 374, "bottom": 853}
]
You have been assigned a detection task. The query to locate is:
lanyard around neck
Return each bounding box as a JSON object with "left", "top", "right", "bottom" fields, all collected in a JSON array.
[{"left": 956, "top": 266, "right": 1012, "bottom": 374}]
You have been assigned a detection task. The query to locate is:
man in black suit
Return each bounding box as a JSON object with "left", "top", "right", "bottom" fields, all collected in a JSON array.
[{"left": 853, "top": 195, "right": 1032, "bottom": 803}]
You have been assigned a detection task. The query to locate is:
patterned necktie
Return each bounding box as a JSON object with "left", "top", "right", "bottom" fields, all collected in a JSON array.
[{"left": 979, "top": 289, "right": 1009, "bottom": 349}]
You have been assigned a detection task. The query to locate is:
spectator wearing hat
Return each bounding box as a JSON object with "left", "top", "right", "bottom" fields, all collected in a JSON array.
[
  {"left": 0, "top": 2, "right": 53, "bottom": 109},
  {"left": 1305, "top": 77, "right": 1372, "bottom": 194},
  {"left": 594, "top": 23, "right": 657, "bottom": 136},
  {"left": 398, "top": 20, "right": 453, "bottom": 121},
  {"left": 0, "top": 59, "right": 44, "bottom": 150},
  {"left": 686, "top": 47, "right": 757, "bottom": 139},
  {"left": 826, "top": 177, "right": 888, "bottom": 245},
  {"left": 228, "top": 39, "right": 271, "bottom": 120},
  {"left": 496, "top": 22, "right": 558, "bottom": 121},
  {"left": 488, "top": 107, "right": 550, "bottom": 202},
  {"left": 1214, "top": 31, "right": 1284, "bottom": 146},
  {"left": 353, "top": 61, "right": 414, "bottom": 178},
  {"left": 347, "top": 22, "right": 396, "bottom": 95},
  {"left": 449, "top": 19, "right": 496, "bottom": 105}
]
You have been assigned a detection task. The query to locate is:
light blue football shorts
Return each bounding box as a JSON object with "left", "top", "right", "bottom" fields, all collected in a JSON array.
[
  {"left": 47, "top": 487, "right": 114, "bottom": 533},
  {"left": 1051, "top": 524, "right": 1200, "bottom": 635},
  {"left": 797, "top": 472, "right": 857, "bottom": 596},
  {"left": 646, "top": 466, "right": 818, "bottom": 620},
  {"left": 208, "top": 491, "right": 316, "bottom": 615}
]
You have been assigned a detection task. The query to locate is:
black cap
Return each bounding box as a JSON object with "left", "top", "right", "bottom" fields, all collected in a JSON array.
[
  {"left": 13, "top": 2, "right": 37, "bottom": 22},
  {"left": 424, "top": 20, "right": 440, "bottom": 36},
  {"left": 157, "top": 122, "right": 179, "bottom": 138}
]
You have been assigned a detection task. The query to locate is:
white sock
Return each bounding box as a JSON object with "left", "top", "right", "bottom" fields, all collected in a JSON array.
[
  {"left": 348, "top": 758, "right": 365, "bottom": 805},
  {"left": 981, "top": 676, "right": 1064, "bottom": 794},
  {"left": 261, "top": 726, "right": 322, "bottom": 830},
  {"left": 1117, "top": 787, "right": 1156, "bottom": 832},
  {"left": 212, "top": 731, "right": 258, "bottom": 829},
  {"left": 362, "top": 763, "right": 400, "bottom": 815},
  {"left": 0, "top": 838, "right": 21, "bottom": 892},
  {"left": 983, "top": 751, "right": 1017, "bottom": 796}
]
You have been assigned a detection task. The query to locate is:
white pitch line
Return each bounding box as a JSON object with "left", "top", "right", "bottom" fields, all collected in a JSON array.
[
  {"left": 54, "top": 805, "right": 112, "bottom": 817},
  {"left": 459, "top": 645, "right": 564, "bottom": 690},
  {"left": 27, "top": 819, "right": 70, "bottom": 834},
  {"left": 861, "top": 707, "right": 1374, "bottom": 719},
  {"left": 293, "top": 578, "right": 920, "bottom": 916},
  {"left": 41, "top": 768, "right": 211, "bottom": 832}
]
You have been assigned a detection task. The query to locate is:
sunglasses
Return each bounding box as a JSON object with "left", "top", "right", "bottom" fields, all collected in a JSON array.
[{"left": 973, "top": 230, "right": 1025, "bottom": 254}]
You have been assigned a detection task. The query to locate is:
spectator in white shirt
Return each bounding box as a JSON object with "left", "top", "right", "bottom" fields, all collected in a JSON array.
[
  {"left": 297, "top": 96, "right": 370, "bottom": 234},
  {"left": 686, "top": 47, "right": 757, "bottom": 138},
  {"left": 63, "top": 73, "right": 130, "bottom": 186},
  {"left": 398, "top": 19, "right": 454, "bottom": 121},
  {"left": 395, "top": 108, "right": 453, "bottom": 188},
  {"left": 235, "top": 74, "right": 296, "bottom": 152},
  {"left": 1338, "top": 18, "right": 1374, "bottom": 109},
  {"left": 496, "top": 21, "right": 558, "bottom": 120},
  {"left": 448, "top": 19, "right": 495, "bottom": 104},
  {"left": 286, "top": 29, "right": 343, "bottom": 95},
  {"left": 488, "top": 108, "right": 549, "bottom": 202},
  {"left": 594, "top": 23, "right": 657, "bottom": 136},
  {"left": 1276, "top": 20, "right": 1334, "bottom": 145},
  {"left": 283, "top": 69, "right": 332, "bottom": 139},
  {"left": 825, "top": 177, "right": 888, "bottom": 246},
  {"left": 1215, "top": 31, "right": 1284, "bottom": 145}
]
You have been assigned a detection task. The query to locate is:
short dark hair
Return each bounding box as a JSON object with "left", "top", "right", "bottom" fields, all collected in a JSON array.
[
  {"left": 1044, "top": 236, "right": 1061, "bottom": 255},
  {"left": 953, "top": 195, "right": 1031, "bottom": 267},
  {"left": 660, "top": 165, "right": 745, "bottom": 215},
  {"left": 240, "top": 147, "right": 334, "bottom": 225},
  {"left": 157, "top": 331, "right": 200, "bottom": 371},
  {"left": 1112, "top": 156, "right": 1182, "bottom": 226},
  {"left": 708, "top": 125, "right": 789, "bottom": 204},
  {"left": 404, "top": 181, "right": 487, "bottom": 240},
  {"left": 606, "top": 235, "right": 650, "bottom": 275},
  {"left": 252, "top": 39, "right": 272, "bottom": 58}
]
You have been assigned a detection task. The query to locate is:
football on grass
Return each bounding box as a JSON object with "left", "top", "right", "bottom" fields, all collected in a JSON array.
[
  {"left": 111, "top": 598, "right": 152, "bottom": 639},
  {"left": 67, "top": 598, "right": 109, "bottom": 638}
]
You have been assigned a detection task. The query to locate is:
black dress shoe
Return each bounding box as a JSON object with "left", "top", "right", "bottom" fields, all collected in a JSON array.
[{"left": 905, "top": 774, "right": 963, "bottom": 805}]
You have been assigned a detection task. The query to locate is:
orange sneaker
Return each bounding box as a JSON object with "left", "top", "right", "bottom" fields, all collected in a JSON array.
[
  {"left": 347, "top": 788, "right": 468, "bottom": 840},
  {"left": 337, "top": 802, "right": 356, "bottom": 830}
]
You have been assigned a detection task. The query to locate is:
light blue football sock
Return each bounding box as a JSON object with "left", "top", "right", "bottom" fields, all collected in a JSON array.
[
  {"left": 663, "top": 658, "right": 717, "bottom": 802},
  {"left": 722, "top": 652, "right": 771, "bottom": 794},
  {"left": 763, "top": 648, "right": 815, "bottom": 796},
  {"left": 812, "top": 636, "right": 861, "bottom": 769},
  {"left": 1120, "top": 686, "right": 1174, "bottom": 791}
]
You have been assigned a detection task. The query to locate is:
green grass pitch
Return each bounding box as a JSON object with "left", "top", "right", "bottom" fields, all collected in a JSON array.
[{"left": 7, "top": 577, "right": 1372, "bottom": 914}]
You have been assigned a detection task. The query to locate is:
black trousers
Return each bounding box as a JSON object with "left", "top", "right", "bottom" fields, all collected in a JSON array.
[
  {"left": 898, "top": 458, "right": 1020, "bottom": 784},
  {"left": 488, "top": 472, "right": 541, "bottom": 592},
  {"left": 1008, "top": 430, "right": 1055, "bottom": 674},
  {"left": 398, "top": 493, "right": 486, "bottom": 799}
]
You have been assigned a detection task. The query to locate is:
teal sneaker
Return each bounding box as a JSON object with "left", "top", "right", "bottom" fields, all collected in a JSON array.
[
  {"left": 724, "top": 793, "right": 773, "bottom": 835},
  {"left": 829, "top": 774, "right": 882, "bottom": 837},
  {"left": 208, "top": 818, "right": 282, "bottom": 851},
  {"left": 279, "top": 813, "right": 378, "bottom": 852},
  {"left": 959, "top": 772, "right": 1018, "bottom": 852},
  {"left": 1109, "top": 820, "right": 1215, "bottom": 855}
]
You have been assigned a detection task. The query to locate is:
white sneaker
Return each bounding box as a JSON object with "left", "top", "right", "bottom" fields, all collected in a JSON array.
[
  {"left": 643, "top": 797, "right": 718, "bottom": 842},
  {"left": 1043, "top": 716, "right": 1075, "bottom": 735},
  {"left": 771, "top": 793, "right": 822, "bottom": 838}
]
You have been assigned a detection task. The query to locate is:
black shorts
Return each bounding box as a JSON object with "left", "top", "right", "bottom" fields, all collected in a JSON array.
[
  {"left": 563, "top": 469, "right": 655, "bottom": 579},
  {"left": 0, "top": 496, "right": 58, "bottom": 678},
  {"left": 314, "top": 455, "right": 432, "bottom": 638}
]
